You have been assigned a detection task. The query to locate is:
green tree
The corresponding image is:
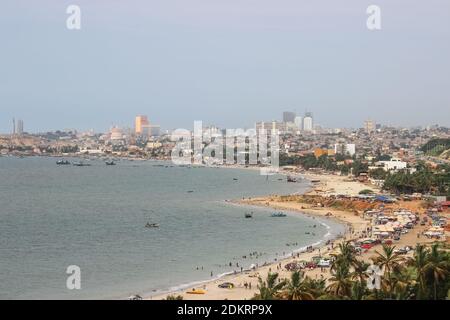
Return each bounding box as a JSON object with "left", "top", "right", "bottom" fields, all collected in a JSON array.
[
  {"left": 280, "top": 271, "right": 314, "bottom": 300},
  {"left": 253, "top": 273, "right": 286, "bottom": 300}
]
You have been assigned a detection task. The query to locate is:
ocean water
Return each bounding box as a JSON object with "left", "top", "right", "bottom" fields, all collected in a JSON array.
[{"left": 0, "top": 156, "right": 345, "bottom": 299}]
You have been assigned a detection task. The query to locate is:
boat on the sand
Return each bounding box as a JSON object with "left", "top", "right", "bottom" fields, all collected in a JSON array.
[{"left": 271, "top": 212, "right": 287, "bottom": 217}]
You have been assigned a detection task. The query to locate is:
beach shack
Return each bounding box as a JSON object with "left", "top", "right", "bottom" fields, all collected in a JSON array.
[
  {"left": 372, "top": 224, "right": 396, "bottom": 239},
  {"left": 424, "top": 226, "right": 445, "bottom": 240}
]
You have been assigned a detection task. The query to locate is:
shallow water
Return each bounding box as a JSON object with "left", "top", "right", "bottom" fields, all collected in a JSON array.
[{"left": 0, "top": 156, "right": 345, "bottom": 299}]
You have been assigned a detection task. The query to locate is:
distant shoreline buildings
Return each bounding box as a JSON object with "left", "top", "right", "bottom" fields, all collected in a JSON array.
[
  {"left": 12, "top": 118, "right": 24, "bottom": 136},
  {"left": 256, "top": 110, "right": 314, "bottom": 134},
  {"left": 135, "top": 115, "right": 161, "bottom": 138}
]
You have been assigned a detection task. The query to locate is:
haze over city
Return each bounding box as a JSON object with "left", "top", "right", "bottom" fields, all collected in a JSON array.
[
  {"left": 1, "top": 0, "right": 450, "bottom": 305},
  {"left": 1, "top": 0, "right": 450, "bottom": 132}
]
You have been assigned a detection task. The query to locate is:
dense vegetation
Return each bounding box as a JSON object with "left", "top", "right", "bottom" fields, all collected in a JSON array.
[
  {"left": 251, "top": 243, "right": 450, "bottom": 300},
  {"left": 420, "top": 138, "right": 450, "bottom": 156},
  {"left": 383, "top": 165, "right": 450, "bottom": 196},
  {"left": 279, "top": 153, "right": 368, "bottom": 176}
]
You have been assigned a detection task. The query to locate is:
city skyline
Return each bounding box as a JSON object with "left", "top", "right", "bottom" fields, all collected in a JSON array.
[
  {"left": 1, "top": 1, "right": 450, "bottom": 133},
  {"left": 1, "top": 0, "right": 449, "bottom": 304},
  {"left": 2, "top": 112, "right": 448, "bottom": 135}
]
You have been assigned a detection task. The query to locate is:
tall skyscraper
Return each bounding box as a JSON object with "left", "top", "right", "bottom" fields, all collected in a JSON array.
[
  {"left": 135, "top": 115, "right": 149, "bottom": 135},
  {"left": 17, "top": 119, "right": 24, "bottom": 135},
  {"left": 334, "top": 143, "right": 356, "bottom": 156},
  {"left": 364, "top": 119, "right": 376, "bottom": 133},
  {"left": 294, "top": 116, "right": 303, "bottom": 130},
  {"left": 303, "top": 112, "right": 313, "bottom": 131},
  {"left": 282, "top": 111, "right": 296, "bottom": 123},
  {"left": 255, "top": 121, "right": 286, "bottom": 135}
]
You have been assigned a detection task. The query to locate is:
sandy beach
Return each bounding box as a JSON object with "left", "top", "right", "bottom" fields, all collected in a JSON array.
[{"left": 147, "top": 173, "right": 439, "bottom": 300}]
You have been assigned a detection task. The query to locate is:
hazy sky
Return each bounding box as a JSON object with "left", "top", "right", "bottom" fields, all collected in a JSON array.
[{"left": 1, "top": 0, "right": 449, "bottom": 133}]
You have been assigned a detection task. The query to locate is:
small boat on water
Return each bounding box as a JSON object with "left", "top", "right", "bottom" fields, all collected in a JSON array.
[
  {"left": 271, "top": 212, "right": 287, "bottom": 217},
  {"left": 145, "top": 222, "right": 159, "bottom": 228},
  {"left": 287, "top": 176, "right": 297, "bottom": 183},
  {"left": 245, "top": 212, "right": 253, "bottom": 218},
  {"left": 56, "top": 159, "right": 70, "bottom": 165},
  {"left": 105, "top": 160, "right": 116, "bottom": 166},
  {"left": 72, "top": 161, "right": 91, "bottom": 167}
]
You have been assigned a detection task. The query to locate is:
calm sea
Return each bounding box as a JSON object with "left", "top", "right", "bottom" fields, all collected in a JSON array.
[{"left": 0, "top": 156, "right": 345, "bottom": 299}]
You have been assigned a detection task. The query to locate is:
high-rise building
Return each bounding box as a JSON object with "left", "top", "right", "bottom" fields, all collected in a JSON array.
[
  {"left": 334, "top": 143, "right": 356, "bottom": 156},
  {"left": 283, "top": 111, "right": 296, "bottom": 123},
  {"left": 17, "top": 119, "right": 24, "bottom": 135},
  {"left": 294, "top": 116, "right": 303, "bottom": 130},
  {"left": 364, "top": 119, "right": 376, "bottom": 133},
  {"left": 148, "top": 124, "right": 161, "bottom": 137},
  {"left": 110, "top": 127, "right": 124, "bottom": 140},
  {"left": 135, "top": 115, "right": 149, "bottom": 135},
  {"left": 256, "top": 121, "right": 286, "bottom": 135},
  {"left": 303, "top": 112, "right": 313, "bottom": 131}
]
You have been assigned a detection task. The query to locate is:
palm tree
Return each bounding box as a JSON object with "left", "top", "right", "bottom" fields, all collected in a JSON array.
[
  {"left": 390, "top": 265, "right": 416, "bottom": 300},
  {"left": 350, "top": 280, "right": 367, "bottom": 300},
  {"left": 304, "top": 277, "right": 326, "bottom": 299},
  {"left": 326, "top": 263, "right": 353, "bottom": 298},
  {"left": 280, "top": 271, "right": 314, "bottom": 300},
  {"left": 331, "top": 241, "right": 357, "bottom": 271},
  {"left": 253, "top": 273, "right": 286, "bottom": 300},
  {"left": 351, "top": 260, "right": 370, "bottom": 285},
  {"left": 423, "top": 243, "right": 449, "bottom": 300},
  {"left": 372, "top": 244, "right": 404, "bottom": 295},
  {"left": 407, "top": 244, "right": 429, "bottom": 299}
]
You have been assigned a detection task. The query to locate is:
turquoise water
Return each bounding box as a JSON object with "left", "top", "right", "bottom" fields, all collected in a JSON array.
[{"left": 0, "top": 156, "right": 345, "bottom": 299}]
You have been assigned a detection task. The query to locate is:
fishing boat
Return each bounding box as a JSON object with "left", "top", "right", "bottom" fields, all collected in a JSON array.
[
  {"left": 245, "top": 212, "right": 253, "bottom": 218},
  {"left": 56, "top": 159, "right": 70, "bottom": 165},
  {"left": 72, "top": 161, "right": 91, "bottom": 167},
  {"left": 105, "top": 160, "right": 116, "bottom": 166},
  {"left": 287, "top": 176, "right": 297, "bottom": 182},
  {"left": 145, "top": 222, "right": 159, "bottom": 228},
  {"left": 271, "top": 212, "right": 287, "bottom": 217}
]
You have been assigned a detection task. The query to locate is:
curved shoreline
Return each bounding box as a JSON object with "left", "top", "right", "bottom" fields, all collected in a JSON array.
[{"left": 145, "top": 196, "right": 351, "bottom": 300}]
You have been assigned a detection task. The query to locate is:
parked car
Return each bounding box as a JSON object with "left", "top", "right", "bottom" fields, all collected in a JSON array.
[
  {"left": 218, "top": 282, "right": 235, "bottom": 289},
  {"left": 394, "top": 248, "right": 407, "bottom": 255},
  {"left": 317, "top": 259, "right": 331, "bottom": 268}
]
